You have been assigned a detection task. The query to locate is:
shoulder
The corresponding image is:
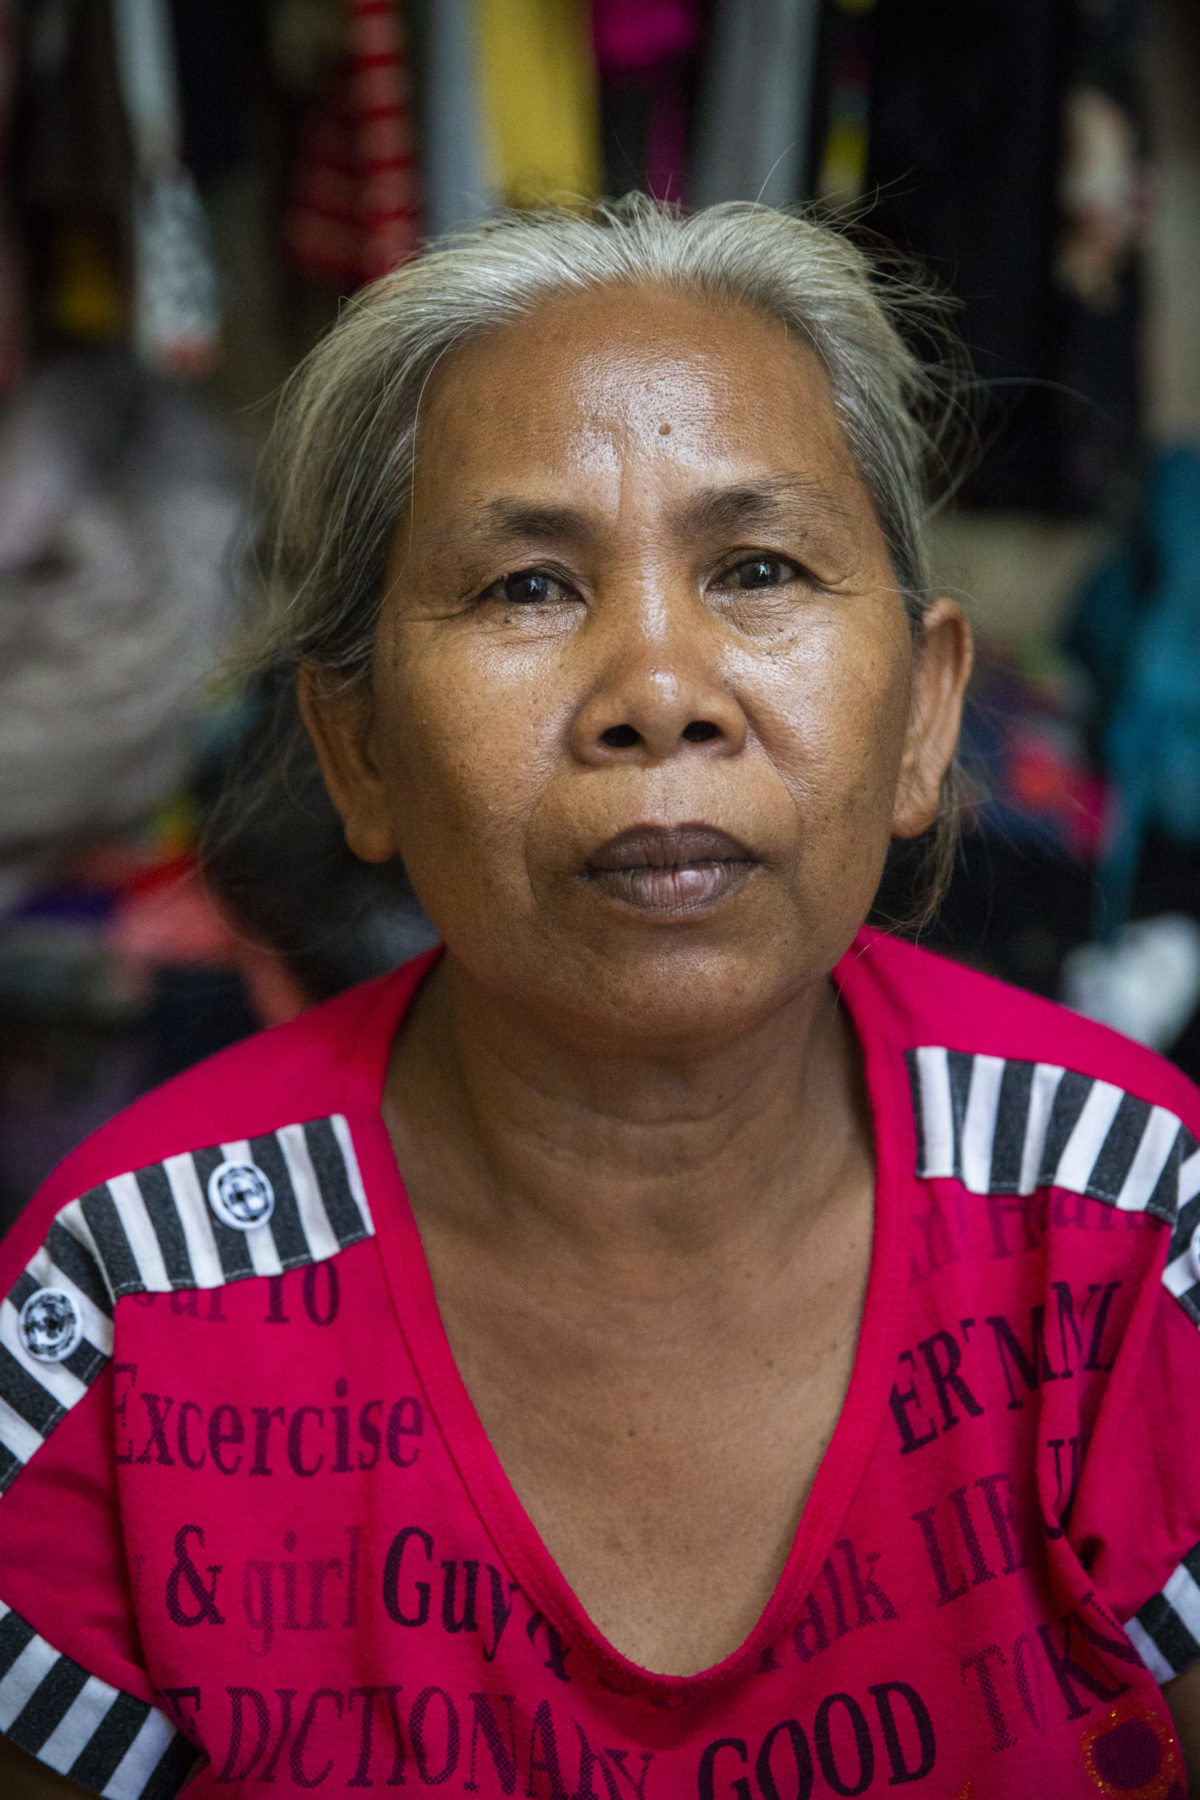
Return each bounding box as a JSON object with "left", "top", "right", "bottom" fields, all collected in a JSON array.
[
  {"left": 844, "top": 930, "right": 1200, "bottom": 1259},
  {"left": 0, "top": 950, "right": 436, "bottom": 1284},
  {"left": 846, "top": 926, "right": 1200, "bottom": 1123},
  {"left": 0, "top": 957, "right": 437, "bottom": 1506}
]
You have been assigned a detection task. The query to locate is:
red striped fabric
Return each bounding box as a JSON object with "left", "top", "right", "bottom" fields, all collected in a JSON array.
[{"left": 284, "top": 0, "right": 421, "bottom": 289}]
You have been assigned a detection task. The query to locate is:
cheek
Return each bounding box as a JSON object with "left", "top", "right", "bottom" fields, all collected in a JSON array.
[
  {"left": 750, "top": 620, "right": 913, "bottom": 821},
  {"left": 369, "top": 631, "right": 566, "bottom": 887}
]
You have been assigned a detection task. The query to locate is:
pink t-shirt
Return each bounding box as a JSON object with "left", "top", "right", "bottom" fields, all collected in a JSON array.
[{"left": 2, "top": 928, "right": 1200, "bottom": 1799}]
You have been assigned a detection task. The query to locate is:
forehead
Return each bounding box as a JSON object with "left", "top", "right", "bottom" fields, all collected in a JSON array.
[{"left": 411, "top": 283, "right": 873, "bottom": 526}]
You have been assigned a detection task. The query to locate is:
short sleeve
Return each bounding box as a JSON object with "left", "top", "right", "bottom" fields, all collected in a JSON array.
[
  {"left": 1071, "top": 1164, "right": 1200, "bottom": 1684},
  {"left": 0, "top": 1211, "right": 204, "bottom": 1795}
]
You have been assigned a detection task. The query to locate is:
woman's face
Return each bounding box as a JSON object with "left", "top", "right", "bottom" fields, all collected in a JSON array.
[{"left": 305, "top": 284, "right": 971, "bottom": 1045}]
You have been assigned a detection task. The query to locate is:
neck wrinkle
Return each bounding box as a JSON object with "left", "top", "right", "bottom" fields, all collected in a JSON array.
[{"left": 386, "top": 955, "right": 870, "bottom": 1269}]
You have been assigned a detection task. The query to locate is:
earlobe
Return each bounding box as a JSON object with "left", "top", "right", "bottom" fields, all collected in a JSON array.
[
  {"left": 297, "top": 662, "right": 399, "bottom": 864},
  {"left": 891, "top": 598, "right": 974, "bottom": 840}
]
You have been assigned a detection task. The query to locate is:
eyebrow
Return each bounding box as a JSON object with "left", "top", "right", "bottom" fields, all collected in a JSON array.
[
  {"left": 676, "top": 476, "right": 854, "bottom": 541},
  {"left": 440, "top": 475, "right": 855, "bottom": 559},
  {"left": 459, "top": 498, "right": 597, "bottom": 548}
]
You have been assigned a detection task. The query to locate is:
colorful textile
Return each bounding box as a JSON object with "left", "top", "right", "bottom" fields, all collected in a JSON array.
[
  {"left": 2, "top": 931, "right": 1200, "bottom": 1794},
  {"left": 590, "top": 0, "right": 699, "bottom": 69},
  {"left": 592, "top": 0, "right": 701, "bottom": 204},
  {"left": 1065, "top": 447, "right": 1200, "bottom": 927},
  {"left": 111, "top": 0, "right": 221, "bottom": 376},
  {"left": 284, "top": 0, "right": 421, "bottom": 288},
  {"left": 960, "top": 640, "right": 1108, "bottom": 866},
  {"left": 473, "top": 0, "right": 599, "bottom": 206}
]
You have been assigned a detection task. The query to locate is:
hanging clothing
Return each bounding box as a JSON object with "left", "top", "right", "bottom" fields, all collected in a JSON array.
[
  {"left": 0, "top": 353, "right": 241, "bottom": 910},
  {"left": 1053, "top": 0, "right": 1146, "bottom": 511},
  {"left": 865, "top": 0, "right": 1144, "bottom": 514},
  {"left": 18, "top": 0, "right": 134, "bottom": 344},
  {"left": 689, "top": 0, "right": 823, "bottom": 210},
  {"left": 1064, "top": 446, "right": 1200, "bottom": 930},
  {"left": 285, "top": 0, "right": 421, "bottom": 290},
  {"left": 0, "top": 0, "right": 22, "bottom": 388},
  {"left": 473, "top": 0, "right": 599, "bottom": 207},
  {"left": 168, "top": 0, "right": 262, "bottom": 184},
  {"left": 418, "top": 0, "right": 490, "bottom": 238},
  {"left": 812, "top": 0, "right": 878, "bottom": 204},
  {"left": 592, "top": 0, "right": 701, "bottom": 204},
  {"left": 19, "top": 0, "right": 132, "bottom": 220},
  {"left": 111, "top": 0, "right": 222, "bottom": 377}
]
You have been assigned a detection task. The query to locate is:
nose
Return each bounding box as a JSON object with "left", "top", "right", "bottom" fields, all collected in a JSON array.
[{"left": 568, "top": 591, "right": 748, "bottom": 765}]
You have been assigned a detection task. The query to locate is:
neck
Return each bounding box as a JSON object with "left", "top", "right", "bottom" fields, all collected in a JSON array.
[{"left": 385, "top": 955, "right": 870, "bottom": 1276}]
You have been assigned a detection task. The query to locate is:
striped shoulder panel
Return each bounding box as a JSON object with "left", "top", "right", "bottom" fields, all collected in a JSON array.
[
  {"left": 907, "top": 1048, "right": 1200, "bottom": 1325},
  {"left": 0, "top": 1114, "right": 372, "bottom": 1496},
  {"left": 0, "top": 1599, "right": 202, "bottom": 1796},
  {"left": 1123, "top": 1542, "right": 1200, "bottom": 1684}
]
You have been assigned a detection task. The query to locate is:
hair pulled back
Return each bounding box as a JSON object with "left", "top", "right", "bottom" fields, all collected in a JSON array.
[{"left": 214, "top": 197, "right": 971, "bottom": 970}]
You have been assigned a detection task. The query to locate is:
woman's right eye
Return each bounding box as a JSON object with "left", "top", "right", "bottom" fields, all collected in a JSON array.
[{"left": 480, "top": 568, "right": 572, "bottom": 606}]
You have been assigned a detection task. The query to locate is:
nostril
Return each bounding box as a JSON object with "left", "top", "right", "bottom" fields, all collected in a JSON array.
[
  {"left": 601, "top": 724, "right": 641, "bottom": 749},
  {"left": 681, "top": 719, "right": 719, "bottom": 744}
]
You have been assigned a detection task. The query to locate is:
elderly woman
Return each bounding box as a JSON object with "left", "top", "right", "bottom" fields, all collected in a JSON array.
[{"left": 2, "top": 198, "right": 1199, "bottom": 1799}]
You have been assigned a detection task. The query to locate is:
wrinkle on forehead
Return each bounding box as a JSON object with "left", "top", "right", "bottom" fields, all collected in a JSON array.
[
  {"left": 416, "top": 474, "right": 861, "bottom": 569},
  {"left": 419, "top": 282, "right": 835, "bottom": 447},
  {"left": 401, "top": 282, "right": 883, "bottom": 572}
]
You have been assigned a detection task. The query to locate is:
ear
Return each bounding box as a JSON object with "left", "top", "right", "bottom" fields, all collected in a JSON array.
[
  {"left": 297, "top": 662, "right": 399, "bottom": 864},
  {"left": 891, "top": 598, "right": 974, "bottom": 839}
]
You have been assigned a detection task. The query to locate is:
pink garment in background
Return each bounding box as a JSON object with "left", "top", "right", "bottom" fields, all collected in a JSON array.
[
  {"left": 591, "top": 0, "right": 702, "bottom": 203},
  {"left": 590, "top": 0, "right": 701, "bottom": 69}
]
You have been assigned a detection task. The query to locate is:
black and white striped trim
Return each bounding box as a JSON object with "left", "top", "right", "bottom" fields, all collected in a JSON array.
[
  {"left": 908, "top": 1048, "right": 1199, "bottom": 1219},
  {"left": 0, "top": 1599, "right": 202, "bottom": 1796},
  {"left": 910, "top": 1049, "right": 1200, "bottom": 1682},
  {"left": 0, "top": 1115, "right": 372, "bottom": 1495},
  {"left": 908, "top": 1049, "right": 1200, "bottom": 1326},
  {"left": 1124, "top": 1543, "right": 1200, "bottom": 1683}
]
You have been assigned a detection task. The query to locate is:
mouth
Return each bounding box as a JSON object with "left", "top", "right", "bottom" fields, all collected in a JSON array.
[{"left": 581, "top": 824, "right": 760, "bottom": 916}]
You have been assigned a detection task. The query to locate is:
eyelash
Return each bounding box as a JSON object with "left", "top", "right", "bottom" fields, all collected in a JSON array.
[
  {"left": 475, "top": 552, "right": 811, "bottom": 608},
  {"left": 712, "top": 552, "right": 809, "bottom": 592},
  {"left": 476, "top": 567, "right": 577, "bottom": 608}
]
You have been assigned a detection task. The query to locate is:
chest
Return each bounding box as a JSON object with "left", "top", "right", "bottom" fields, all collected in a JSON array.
[
  {"left": 106, "top": 1233, "right": 1164, "bottom": 1799},
  {"left": 423, "top": 1219, "right": 871, "bottom": 1677}
]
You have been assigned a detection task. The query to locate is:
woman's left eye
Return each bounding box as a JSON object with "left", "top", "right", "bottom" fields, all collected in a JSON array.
[{"left": 718, "top": 554, "right": 805, "bottom": 590}]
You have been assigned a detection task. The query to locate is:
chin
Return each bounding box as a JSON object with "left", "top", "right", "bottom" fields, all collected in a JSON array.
[
  {"left": 438, "top": 881, "right": 865, "bottom": 1051},
  {"left": 539, "top": 930, "right": 826, "bottom": 1054}
]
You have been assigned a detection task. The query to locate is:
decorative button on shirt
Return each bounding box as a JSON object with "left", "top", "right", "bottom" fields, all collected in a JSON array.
[
  {"left": 18, "top": 1287, "right": 83, "bottom": 1363},
  {"left": 206, "top": 1160, "right": 275, "bottom": 1231}
]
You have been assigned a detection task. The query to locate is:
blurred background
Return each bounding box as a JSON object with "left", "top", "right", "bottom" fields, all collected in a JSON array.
[{"left": 0, "top": 0, "right": 1198, "bottom": 1231}]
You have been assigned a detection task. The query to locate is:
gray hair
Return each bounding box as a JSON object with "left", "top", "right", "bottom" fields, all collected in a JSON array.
[
  {"left": 217, "top": 197, "right": 970, "bottom": 951},
  {"left": 254, "top": 193, "right": 966, "bottom": 681}
]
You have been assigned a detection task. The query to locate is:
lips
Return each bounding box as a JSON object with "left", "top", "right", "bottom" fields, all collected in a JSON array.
[{"left": 582, "top": 825, "right": 759, "bottom": 916}]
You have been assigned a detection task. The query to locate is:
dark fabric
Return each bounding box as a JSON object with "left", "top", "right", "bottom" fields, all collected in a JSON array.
[
  {"left": 169, "top": 0, "right": 264, "bottom": 181},
  {"left": 599, "top": 60, "right": 694, "bottom": 204},
  {"left": 863, "top": 0, "right": 1144, "bottom": 515},
  {"left": 594, "top": 0, "right": 702, "bottom": 204},
  {"left": 17, "top": 0, "right": 134, "bottom": 217},
  {"left": 808, "top": 0, "right": 877, "bottom": 204}
]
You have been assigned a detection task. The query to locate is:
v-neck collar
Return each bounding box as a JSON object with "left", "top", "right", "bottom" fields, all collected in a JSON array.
[{"left": 344, "top": 932, "right": 912, "bottom": 1705}]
